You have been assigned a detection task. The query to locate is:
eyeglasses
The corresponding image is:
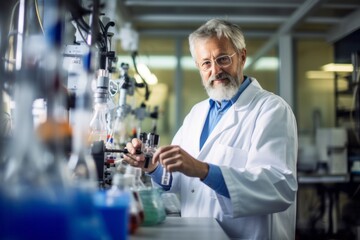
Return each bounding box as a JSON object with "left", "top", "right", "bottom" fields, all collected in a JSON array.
[{"left": 198, "top": 52, "right": 237, "bottom": 72}]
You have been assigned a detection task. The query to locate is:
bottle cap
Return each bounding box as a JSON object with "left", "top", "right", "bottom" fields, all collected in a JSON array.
[
  {"left": 139, "top": 132, "right": 147, "bottom": 143},
  {"left": 148, "top": 133, "right": 160, "bottom": 146}
]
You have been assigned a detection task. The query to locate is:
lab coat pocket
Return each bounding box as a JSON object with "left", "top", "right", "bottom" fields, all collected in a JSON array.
[{"left": 210, "top": 143, "right": 248, "bottom": 169}]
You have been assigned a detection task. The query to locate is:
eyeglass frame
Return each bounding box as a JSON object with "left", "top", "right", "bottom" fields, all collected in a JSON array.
[{"left": 196, "top": 52, "right": 237, "bottom": 72}]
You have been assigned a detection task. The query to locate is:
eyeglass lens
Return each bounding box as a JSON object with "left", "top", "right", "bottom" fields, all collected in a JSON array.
[{"left": 200, "top": 54, "right": 233, "bottom": 71}]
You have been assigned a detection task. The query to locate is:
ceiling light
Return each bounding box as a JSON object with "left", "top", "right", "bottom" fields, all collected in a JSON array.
[
  {"left": 306, "top": 71, "right": 334, "bottom": 79},
  {"left": 253, "top": 57, "right": 279, "bottom": 70},
  {"left": 134, "top": 72, "right": 158, "bottom": 85},
  {"left": 321, "top": 63, "right": 353, "bottom": 72},
  {"left": 181, "top": 56, "right": 197, "bottom": 70},
  {"left": 134, "top": 74, "right": 143, "bottom": 84},
  {"left": 137, "top": 63, "right": 151, "bottom": 78},
  {"left": 147, "top": 73, "right": 158, "bottom": 85}
]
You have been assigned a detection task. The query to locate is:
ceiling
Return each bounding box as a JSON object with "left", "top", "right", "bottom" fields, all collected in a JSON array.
[
  {"left": 116, "top": 0, "right": 360, "bottom": 40},
  {"left": 114, "top": 0, "right": 360, "bottom": 66}
]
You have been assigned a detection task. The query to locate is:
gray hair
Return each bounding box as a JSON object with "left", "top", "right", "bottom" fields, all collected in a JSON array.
[{"left": 188, "top": 19, "right": 246, "bottom": 59}]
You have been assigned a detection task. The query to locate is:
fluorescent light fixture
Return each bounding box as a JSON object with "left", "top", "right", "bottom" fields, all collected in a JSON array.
[
  {"left": 142, "top": 56, "right": 177, "bottom": 69},
  {"left": 137, "top": 63, "right": 151, "bottom": 77},
  {"left": 118, "top": 55, "right": 177, "bottom": 69},
  {"left": 118, "top": 55, "right": 197, "bottom": 70},
  {"left": 134, "top": 74, "right": 142, "bottom": 84},
  {"left": 134, "top": 72, "right": 158, "bottom": 85},
  {"left": 321, "top": 63, "right": 353, "bottom": 72},
  {"left": 306, "top": 71, "right": 334, "bottom": 79},
  {"left": 181, "top": 56, "right": 197, "bottom": 70},
  {"left": 254, "top": 57, "right": 279, "bottom": 70},
  {"left": 148, "top": 73, "right": 158, "bottom": 85}
]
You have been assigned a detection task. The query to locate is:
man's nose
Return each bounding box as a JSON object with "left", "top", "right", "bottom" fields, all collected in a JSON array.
[{"left": 210, "top": 61, "right": 222, "bottom": 74}]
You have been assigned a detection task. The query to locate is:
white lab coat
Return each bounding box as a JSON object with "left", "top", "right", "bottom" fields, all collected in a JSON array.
[{"left": 169, "top": 78, "right": 298, "bottom": 240}]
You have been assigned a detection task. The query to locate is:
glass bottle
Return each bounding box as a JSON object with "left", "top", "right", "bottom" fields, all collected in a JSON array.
[
  {"left": 67, "top": 69, "right": 98, "bottom": 190},
  {"left": 109, "top": 114, "right": 127, "bottom": 149},
  {"left": 134, "top": 167, "right": 146, "bottom": 189},
  {"left": 89, "top": 68, "right": 110, "bottom": 143},
  {"left": 94, "top": 173, "right": 130, "bottom": 240},
  {"left": 125, "top": 166, "right": 145, "bottom": 224},
  {"left": 141, "top": 132, "right": 152, "bottom": 169},
  {"left": 89, "top": 102, "right": 108, "bottom": 143},
  {"left": 1, "top": 74, "right": 74, "bottom": 239},
  {"left": 1, "top": 2, "right": 73, "bottom": 238},
  {"left": 123, "top": 174, "right": 142, "bottom": 234}
]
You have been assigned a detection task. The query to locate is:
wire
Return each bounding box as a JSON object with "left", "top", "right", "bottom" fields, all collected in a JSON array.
[
  {"left": 9, "top": 1, "right": 19, "bottom": 32},
  {"left": 3, "top": 1, "right": 20, "bottom": 71},
  {"left": 131, "top": 51, "right": 150, "bottom": 101},
  {"left": 75, "top": 17, "right": 90, "bottom": 33},
  {"left": 34, "top": 0, "right": 44, "bottom": 34},
  {"left": 99, "top": 20, "right": 107, "bottom": 51},
  {"left": 75, "top": 22, "right": 89, "bottom": 45}
]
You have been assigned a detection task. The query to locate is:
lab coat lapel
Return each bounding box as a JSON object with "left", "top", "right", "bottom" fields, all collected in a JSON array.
[
  {"left": 212, "top": 106, "right": 237, "bottom": 139},
  {"left": 198, "top": 105, "right": 237, "bottom": 158},
  {"left": 193, "top": 101, "right": 211, "bottom": 153},
  {"left": 198, "top": 78, "right": 260, "bottom": 158}
]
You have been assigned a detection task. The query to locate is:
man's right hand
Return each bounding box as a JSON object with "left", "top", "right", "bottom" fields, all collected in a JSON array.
[{"left": 123, "top": 138, "right": 159, "bottom": 173}]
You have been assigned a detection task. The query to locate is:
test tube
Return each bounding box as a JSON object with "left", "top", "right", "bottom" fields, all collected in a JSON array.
[{"left": 161, "top": 167, "right": 171, "bottom": 185}]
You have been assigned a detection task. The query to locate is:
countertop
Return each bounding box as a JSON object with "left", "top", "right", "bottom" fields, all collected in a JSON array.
[{"left": 130, "top": 216, "right": 230, "bottom": 240}]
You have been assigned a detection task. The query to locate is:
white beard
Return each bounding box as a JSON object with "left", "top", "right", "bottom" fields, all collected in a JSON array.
[{"left": 203, "top": 72, "right": 240, "bottom": 101}]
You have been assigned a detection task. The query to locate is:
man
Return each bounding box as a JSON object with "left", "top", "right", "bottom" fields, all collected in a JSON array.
[{"left": 124, "top": 19, "right": 298, "bottom": 240}]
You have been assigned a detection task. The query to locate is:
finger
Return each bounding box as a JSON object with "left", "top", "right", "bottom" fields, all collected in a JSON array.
[
  {"left": 152, "top": 145, "right": 173, "bottom": 162},
  {"left": 126, "top": 138, "right": 142, "bottom": 154},
  {"left": 160, "top": 146, "right": 181, "bottom": 163},
  {"left": 152, "top": 146, "right": 166, "bottom": 164},
  {"left": 132, "top": 138, "right": 142, "bottom": 148},
  {"left": 166, "top": 161, "right": 182, "bottom": 172},
  {"left": 126, "top": 142, "right": 135, "bottom": 153},
  {"left": 122, "top": 154, "right": 140, "bottom": 166},
  {"left": 123, "top": 152, "right": 144, "bottom": 162}
]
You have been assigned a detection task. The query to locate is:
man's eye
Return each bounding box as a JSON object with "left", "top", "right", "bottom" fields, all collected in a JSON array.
[
  {"left": 201, "top": 61, "right": 211, "bottom": 67},
  {"left": 217, "top": 56, "right": 230, "bottom": 64}
]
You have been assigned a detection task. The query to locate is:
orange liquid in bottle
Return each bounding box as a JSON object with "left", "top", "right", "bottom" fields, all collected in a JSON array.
[
  {"left": 132, "top": 191, "right": 145, "bottom": 223},
  {"left": 128, "top": 213, "right": 140, "bottom": 234}
]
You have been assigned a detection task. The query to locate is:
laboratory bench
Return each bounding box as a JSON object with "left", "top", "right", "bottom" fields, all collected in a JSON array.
[
  {"left": 130, "top": 216, "right": 230, "bottom": 240},
  {"left": 296, "top": 173, "right": 360, "bottom": 239},
  {"left": 297, "top": 173, "right": 350, "bottom": 184}
]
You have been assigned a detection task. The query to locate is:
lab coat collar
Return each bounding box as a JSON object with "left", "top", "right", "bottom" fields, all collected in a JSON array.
[
  {"left": 232, "top": 77, "right": 262, "bottom": 111},
  {"left": 198, "top": 78, "right": 262, "bottom": 157}
]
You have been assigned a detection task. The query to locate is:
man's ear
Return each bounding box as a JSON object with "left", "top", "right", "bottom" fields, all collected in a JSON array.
[
  {"left": 241, "top": 48, "right": 247, "bottom": 62},
  {"left": 240, "top": 48, "right": 247, "bottom": 67}
]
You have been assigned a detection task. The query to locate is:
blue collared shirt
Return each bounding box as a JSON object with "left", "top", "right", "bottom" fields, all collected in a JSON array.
[{"left": 201, "top": 77, "right": 251, "bottom": 198}]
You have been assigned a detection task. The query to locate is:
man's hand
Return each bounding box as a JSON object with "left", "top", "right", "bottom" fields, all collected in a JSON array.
[
  {"left": 123, "top": 138, "right": 159, "bottom": 173},
  {"left": 153, "top": 145, "right": 209, "bottom": 180}
]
